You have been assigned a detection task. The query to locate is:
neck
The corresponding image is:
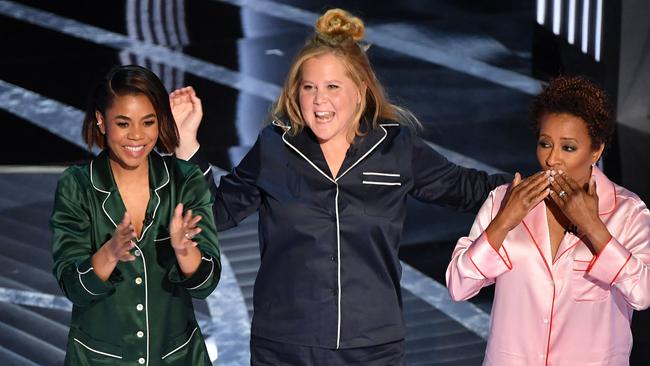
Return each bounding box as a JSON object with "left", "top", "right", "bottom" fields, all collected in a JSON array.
[
  {"left": 546, "top": 198, "right": 574, "bottom": 231},
  {"left": 109, "top": 157, "right": 149, "bottom": 187}
]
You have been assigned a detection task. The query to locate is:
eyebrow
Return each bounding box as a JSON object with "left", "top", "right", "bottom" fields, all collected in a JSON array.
[
  {"left": 114, "top": 113, "right": 156, "bottom": 121},
  {"left": 300, "top": 79, "right": 342, "bottom": 84},
  {"left": 539, "top": 134, "right": 579, "bottom": 143},
  {"left": 559, "top": 137, "right": 579, "bottom": 143}
]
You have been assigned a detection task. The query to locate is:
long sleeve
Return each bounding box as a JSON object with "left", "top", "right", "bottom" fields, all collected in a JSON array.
[
  {"left": 167, "top": 164, "right": 222, "bottom": 299},
  {"left": 214, "top": 137, "right": 264, "bottom": 231},
  {"left": 446, "top": 187, "right": 512, "bottom": 301},
  {"left": 586, "top": 202, "right": 650, "bottom": 310},
  {"left": 51, "top": 170, "right": 119, "bottom": 307},
  {"left": 408, "top": 133, "right": 510, "bottom": 213}
]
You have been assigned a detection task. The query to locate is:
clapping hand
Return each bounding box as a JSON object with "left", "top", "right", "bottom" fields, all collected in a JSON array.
[
  {"left": 169, "top": 203, "right": 202, "bottom": 252},
  {"left": 105, "top": 213, "right": 137, "bottom": 263}
]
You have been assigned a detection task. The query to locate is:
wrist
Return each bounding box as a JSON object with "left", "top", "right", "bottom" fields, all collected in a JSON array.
[
  {"left": 99, "top": 243, "right": 119, "bottom": 264},
  {"left": 492, "top": 214, "right": 514, "bottom": 232},
  {"left": 175, "top": 139, "right": 200, "bottom": 160}
]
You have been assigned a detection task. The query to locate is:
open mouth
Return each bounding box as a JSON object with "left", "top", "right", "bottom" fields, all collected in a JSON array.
[
  {"left": 125, "top": 145, "right": 145, "bottom": 152},
  {"left": 315, "top": 111, "right": 334, "bottom": 121}
]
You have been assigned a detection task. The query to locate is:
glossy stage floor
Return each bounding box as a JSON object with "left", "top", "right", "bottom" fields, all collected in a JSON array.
[{"left": 1, "top": 0, "right": 649, "bottom": 365}]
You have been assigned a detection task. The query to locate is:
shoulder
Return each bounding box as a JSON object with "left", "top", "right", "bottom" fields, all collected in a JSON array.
[
  {"left": 259, "top": 123, "right": 288, "bottom": 142},
  {"left": 613, "top": 183, "right": 648, "bottom": 216},
  {"left": 55, "top": 163, "right": 91, "bottom": 201},
  {"left": 377, "top": 120, "right": 415, "bottom": 144},
  {"left": 164, "top": 155, "right": 204, "bottom": 181},
  {"left": 57, "top": 163, "right": 90, "bottom": 189},
  {"left": 488, "top": 184, "right": 510, "bottom": 206}
]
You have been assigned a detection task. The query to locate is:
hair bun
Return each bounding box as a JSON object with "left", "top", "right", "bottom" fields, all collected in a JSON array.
[{"left": 316, "top": 8, "right": 365, "bottom": 43}]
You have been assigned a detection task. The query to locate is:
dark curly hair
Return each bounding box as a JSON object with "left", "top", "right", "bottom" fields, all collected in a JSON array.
[{"left": 530, "top": 75, "right": 615, "bottom": 150}]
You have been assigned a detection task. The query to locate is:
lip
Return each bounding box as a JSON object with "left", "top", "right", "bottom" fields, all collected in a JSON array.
[
  {"left": 313, "top": 111, "right": 335, "bottom": 123},
  {"left": 123, "top": 144, "right": 147, "bottom": 158}
]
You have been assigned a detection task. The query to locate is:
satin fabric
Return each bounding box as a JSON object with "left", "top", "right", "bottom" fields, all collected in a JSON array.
[
  {"left": 447, "top": 167, "right": 650, "bottom": 365},
  {"left": 208, "top": 122, "right": 508, "bottom": 349},
  {"left": 51, "top": 150, "right": 220, "bottom": 365}
]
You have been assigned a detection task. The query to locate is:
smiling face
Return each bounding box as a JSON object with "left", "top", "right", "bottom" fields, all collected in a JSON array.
[
  {"left": 536, "top": 112, "right": 604, "bottom": 186},
  {"left": 97, "top": 93, "right": 159, "bottom": 171},
  {"left": 298, "top": 53, "right": 364, "bottom": 145}
]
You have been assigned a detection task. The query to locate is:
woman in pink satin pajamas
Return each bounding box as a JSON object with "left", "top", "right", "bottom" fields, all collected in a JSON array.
[{"left": 446, "top": 75, "right": 650, "bottom": 366}]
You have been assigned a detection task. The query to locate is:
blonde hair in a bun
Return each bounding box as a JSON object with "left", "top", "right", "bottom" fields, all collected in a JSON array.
[
  {"left": 315, "top": 8, "right": 365, "bottom": 44},
  {"left": 272, "top": 8, "right": 419, "bottom": 138}
]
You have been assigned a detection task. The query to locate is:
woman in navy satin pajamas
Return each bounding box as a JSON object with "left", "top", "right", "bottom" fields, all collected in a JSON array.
[{"left": 172, "top": 8, "right": 508, "bottom": 366}]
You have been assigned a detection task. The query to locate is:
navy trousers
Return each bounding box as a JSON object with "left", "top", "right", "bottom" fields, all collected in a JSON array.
[{"left": 250, "top": 336, "right": 405, "bottom": 366}]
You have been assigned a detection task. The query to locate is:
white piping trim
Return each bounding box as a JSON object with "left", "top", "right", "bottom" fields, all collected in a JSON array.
[
  {"left": 202, "top": 165, "right": 211, "bottom": 176},
  {"left": 187, "top": 257, "right": 214, "bottom": 290},
  {"left": 88, "top": 155, "right": 169, "bottom": 366},
  {"left": 77, "top": 266, "right": 104, "bottom": 296},
  {"left": 281, "top": 126, "right": 389, "bottom": 349},
  {"left": 77, "top": 267, "right": 94, "bottom": 275},
  {"left": 362, "top": 172, "right": 400, "bottom": 177},
  {"left": 379, "top": 123, "right": 400, "bottom": 127},
  {"left": 73, "top": 338, "right": 122, "bottom": 359},
  {"left": 362, "top": 181, "right": 402, "bottom": 186},
  {"left": 186, "top": 144, "right": 201, "bottom": 161},
  {"left": 136, "top": 159, "right": 170, "bottom": 243},
  {"left": 133, "top": 242, "right": 150, "bottom": 366},
  {"left": 161, "top": 327, "right": 199, "bottom": 359},
  {"left": 281, "top": 132, "right": 335, "bottom": 183},
  {"left": 335, "top": 184, "right": 341, "bottom": 349},
  {"left": 335, "top": 126, "right": 388, "bottom": 181},
  {"left": 154, "top": 236, "right": 170, "bottom": 242},
  {"left": 89, "top": 161, "right": 118, "bottom": 228}
]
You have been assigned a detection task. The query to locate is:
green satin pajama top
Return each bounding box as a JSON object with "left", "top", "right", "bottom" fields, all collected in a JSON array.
[{"left": 51, "top": 150, "right": 221, "bottom": 366}]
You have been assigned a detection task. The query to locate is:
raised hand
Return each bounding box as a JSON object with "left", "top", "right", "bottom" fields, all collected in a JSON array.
[
  {"left": 169, "top": 203, "right": 203, "bottom": 252},
  {"left": 485, "top": 171, "right": 551, "bottom": 250},
  {"left": 548, "top": 171, "right": 611, "bottom": 251},
  {"left": 169, "top": 86, "right": 203, "bottom": 159},
  {"left": 495, "top": 171, "right": 551, "bottom": 231}
]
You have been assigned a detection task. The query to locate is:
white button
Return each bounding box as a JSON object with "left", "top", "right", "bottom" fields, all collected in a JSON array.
[
  {"left": 135, "top": 277, "right": 143, "bottom": 285},
  {"left": 137, "top": 331, "right": 144, "bottom": 338},
  {"left": 134, "top": 250, "right": 141, "bottom": 257},
  {"left": 138, "top": 357, "right": 145, "bottom": 364},
  {"left": 136, "top": 304, "right": 144, "bottom": 311},
  {"left": 543, "top": 318, "right": 549, "bottom": 324}
]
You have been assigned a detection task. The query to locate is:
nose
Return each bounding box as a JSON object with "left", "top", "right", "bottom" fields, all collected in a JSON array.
[
  {"left": 314, "top": 89, "right": 326, "bottom": 104},
  {"left": 545, "top": 147, "right": 561, "bottom": 168},
  {"left": 128, "top": 125, "right": 143, "bottom": 140}
]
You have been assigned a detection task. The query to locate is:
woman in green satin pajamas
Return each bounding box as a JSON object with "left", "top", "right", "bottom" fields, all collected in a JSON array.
[{"left": 50, "top": 65, "right": 221, "bottom": 365}]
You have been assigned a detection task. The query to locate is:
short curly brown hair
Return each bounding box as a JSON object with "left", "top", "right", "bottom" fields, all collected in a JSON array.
[{"left": 530, "top": 75, "right": 615, "bottom": 150}]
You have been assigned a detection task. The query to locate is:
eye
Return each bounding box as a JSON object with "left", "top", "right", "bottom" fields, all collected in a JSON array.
[
  {"left": 116, "top": 121, "right": 129, "bottom": 128},
  {"left": 327, "top": 84, "right": 339, "bottom": 90},
  {"left": 143, "top": 120, "right": 156, "bottom": 127},
  {"left": 537, "top": 141, "right": 551, "bottom": 148},
  {"left": 562, "top": 145, "right": 576, "bottom": 152},
  {"left": 301, "top": 84, "right": 314, "bottom": 91}
]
